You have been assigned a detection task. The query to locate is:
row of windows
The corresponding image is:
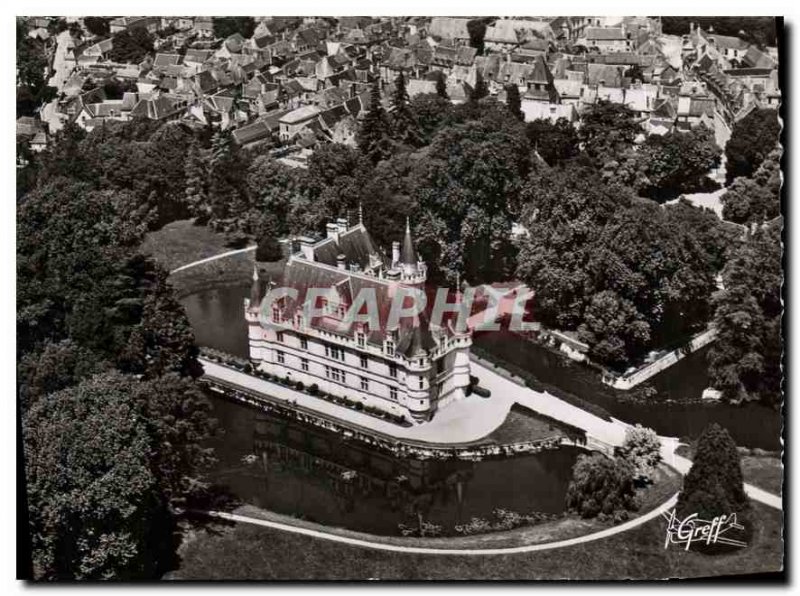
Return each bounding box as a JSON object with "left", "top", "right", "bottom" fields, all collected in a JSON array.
[
  {"left": 275, "top": 329, "right": 396, "bottom": 359},
  {"left": 275, "top": 353, "right": 401, "bottom": 402},
  {"left": 277, "top": 332, "right": 400, "bottom": 378}
]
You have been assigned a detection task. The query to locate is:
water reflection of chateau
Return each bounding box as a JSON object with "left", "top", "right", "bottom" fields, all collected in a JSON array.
[
  {"left": 245, "top": 214, "right": 472, "bottom": 424},
  {"left": 253, "top": 411, "right": 474, "bottom": 498}
]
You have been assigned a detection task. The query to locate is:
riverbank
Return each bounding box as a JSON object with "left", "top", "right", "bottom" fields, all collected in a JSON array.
[
  {"left": 191, "top": 461, "right": 679, "bottom": 550},
  {"left": 168, "top": 498, "right": 782, "bottom": 580}
]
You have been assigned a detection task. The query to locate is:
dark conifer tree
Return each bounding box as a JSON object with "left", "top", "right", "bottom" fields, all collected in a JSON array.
[
  {"left": 435, "top": 71, "right": 449, "bottom": 99},
  {"left": 391, "top": 70, "right": 422, "bottom": 147},
  {"left": 470, "top": 71, "right": 490, "bottom": 102},
  {"left": 356, "top": 78, "right": 393, "bottom": 163},
  {"left": 677, "top": 423, "right": 749, "bottom": 520},
  {"left": 505, "top": 84, "right": 523, "bottom": 121}
]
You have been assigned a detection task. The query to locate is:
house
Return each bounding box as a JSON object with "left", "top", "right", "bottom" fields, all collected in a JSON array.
[
  {"left": 520, "top": 101, "right": 577, "bottom": 124},
  {"left": 194, "top": 17, "right": 214, "bottom": 39},
  {"left": 701, "top": 31, "right": 750, "bottom": 64},
  {"left": 427, "top": 17, "right": 471, "bottom": 43},
  {"left": 245, "top": 217, "right": 472, "bottom": 423},
  {"left": 129, "top": 93, "right": 191, "bottom": 121},
  {"left": 585, "top": 27, "right": 632, "bottom": 52},
  {"left": 278, "top": 105, "right": 321, "bottom": 140},
  {"left": 483, "top": 19, "right": 554, "bottom": 50},
  {"left": 109, "top": 17, "right": 161, "bottom": 34}
]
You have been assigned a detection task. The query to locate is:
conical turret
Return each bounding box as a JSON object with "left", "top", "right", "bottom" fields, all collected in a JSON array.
[{"left": 249, "top": 263, "right": 262, "bottom": 310}]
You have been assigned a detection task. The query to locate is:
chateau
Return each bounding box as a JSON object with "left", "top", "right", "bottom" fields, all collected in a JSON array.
[{"left": 244, "top": 216, "right": 473, "bottom": 423}]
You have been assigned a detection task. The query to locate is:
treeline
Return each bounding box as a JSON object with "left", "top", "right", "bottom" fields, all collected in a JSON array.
[
  {"left": 177, "top": 74, "right": 735, "bottom": 371},
  {"left": 18, "top": 120, "right": 217, "bottom": 579},
  {"left": 16, "top": 19, "right": 57, "bottom": 117},
  {"left": 659, "top": 16, "right": 778, "bottom": 48},
  {"left": 721, "top": 108, "right": 782, "bottom": 224}
]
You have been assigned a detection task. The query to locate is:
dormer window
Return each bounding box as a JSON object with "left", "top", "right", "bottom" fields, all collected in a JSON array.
[
  {"left": 357, "top": 331, "right": 365, "bottom": 348},
  {"left": 385, "top": 340, "right": 395, "bottom": 357},
  {"left": 272, "top": 304, "right": 283, "bottom": 322}
]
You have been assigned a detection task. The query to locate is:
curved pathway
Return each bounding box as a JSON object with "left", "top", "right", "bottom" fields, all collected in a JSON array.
[
  {"left": 170, "top": 245, "right": 256, "bottom": 274},
  {"left": 193, "top": 492, "right": 679, "bottom": 556}
]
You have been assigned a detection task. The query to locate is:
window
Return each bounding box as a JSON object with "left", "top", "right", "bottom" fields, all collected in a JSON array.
[
  {"left": 272, "top": 305, "right": 282, "bottom": 322},
  {"left": 389, "top": 363, "right": 397, "bottom": 378},
  {"left": 389, "top": 386, "right": 398, "bottom": 401},
  {"left": 360, "top": 355, "right": 368, "bottom": 369},
  {"left": 300, "top": 337, "right": 308, "bottom": 350},
  {"left": 360, "top": 377, "right": 369, "bottom": 391},
  {"left": 276, "top": 331, "right": 284, "bottom": 343},
  {"left": 301, "top": 358, "right": 309, "bottom": 372},
  {"left": 357, "top": 332, "right": 365, "bottom": 348},
  {"left": 326, "top": 366, "right": 344, "bottom": 383},
  {"left": 276, "top": 351, "right": 285, "bottom": 364},
  {"left": 325, "top": 344, "right": 345, "bottom": 361},
  {"left": 385, "top": 340, "right": 395, "bottom": 357},
  {"left": 418, "top": 377, "right": 424, "bottom": 390}
]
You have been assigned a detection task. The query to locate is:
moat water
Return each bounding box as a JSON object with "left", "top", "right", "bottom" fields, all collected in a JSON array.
[
  {"left": 207, "top": 397, "right": 580, "bottom": 536},
  {"left": 182, "top": 283, "right": 781, "bottom": 452}
]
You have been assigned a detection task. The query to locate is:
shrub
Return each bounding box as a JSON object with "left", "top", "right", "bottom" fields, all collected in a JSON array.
[
  {"left": 565, "top": 453, "right": 638, "bottom": 519},
  {"left": 243, "top": 363, "right": 252, "bottom": 374},
  {"left": 308, "top": 384, "right": 319, "bottom": 395},
  {"left": 616, "top": 424, "right": 662, "bottom": 484},
  {"left": 295, "top": 381, "right": 304, "bottom": 391},
  {"left": 677, "top": 423, "right": 748, "bottom": 520}
]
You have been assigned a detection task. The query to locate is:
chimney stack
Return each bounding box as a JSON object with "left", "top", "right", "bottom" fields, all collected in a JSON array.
[
  {"left": 392, "top": 241, "right": 400, "bottom": 266},
  {"left": 337, "top": 254, "right": 347, "bottom": 270},
  {"left": 336, "top": 216, "right": 349, "bottom": 234},
  {"left": 298, "top": 236, "right": 316, "bottom": 261},
  {"left": 326, "top": 222, "right": 339, "bottom": 240}
]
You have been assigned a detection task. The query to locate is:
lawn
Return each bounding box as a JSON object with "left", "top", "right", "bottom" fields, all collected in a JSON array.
[
  {"left": 675, "top": 444, "right": 782, "bottom": 497},
  {"left": 167, "top": 499, "right": 782, "bottom": 580},
  {"left": 141, "top": 219, "right": 284, "bottom": 297}
]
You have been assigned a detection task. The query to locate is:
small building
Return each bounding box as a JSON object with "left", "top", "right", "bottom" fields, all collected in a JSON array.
[{"left": 278, "top": 105, "right": 321, "bottom": 141}]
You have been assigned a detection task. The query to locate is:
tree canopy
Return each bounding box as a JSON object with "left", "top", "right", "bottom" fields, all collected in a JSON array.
[
  {"left": 725, "top": 109, "right": 781, "bottom": 183},
  {"left": 708, "top": 223, "right": 782, "bottom": 406}
]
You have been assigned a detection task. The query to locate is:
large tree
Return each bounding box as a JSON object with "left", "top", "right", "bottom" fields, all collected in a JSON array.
[
  {"left": 466, "top": 18, "right": 489, "bottom": 55},
  {"left": 725, "top": 108, "right": 781, "bottom": 183},
  {"left": 391, "top": 70, "right": 422, "bottom": 147},
  {"left": 504, "top": 84, "right": 523, "bottom": 121},
  {"left": 708, "top": 223, "right": 782, "bottom": 406},
  {"left": 525, "top": 117, "right": 580, "bottom": 166},
  {"left": 108, "top": 27, "right": 154, "bottom": 64},
  {"left": 722, "top": 147, "right": 782, "bottom": 224},
  {"left": 578, "top": 100, "right": 641, "bottom": 164},
  {"left": 357, "top": 79, "right": 393, "bottom": 163},
  {"left": 629, "top": 126, "right": 722, "bottom": 200},
  {"left": 414, "top": 103, "right": 531, "bottom": 283},
  {"left": 516, "top": 165, "right": 720, "bottom": 368},
  {"left": 212, "top": 17, "right": 256, "bottom": 39},
  {"left": 24, "top": 374, "right": 162, "bottom": 580}
]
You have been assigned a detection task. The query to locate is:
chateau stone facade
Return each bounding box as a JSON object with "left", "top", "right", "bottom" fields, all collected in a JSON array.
[{"left": 245, "top": 216, "right": 472, "bottom": 423}]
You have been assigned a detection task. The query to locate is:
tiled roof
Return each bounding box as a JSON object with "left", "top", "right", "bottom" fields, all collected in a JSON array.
[{"left": 586, "top": 27, "right": 626, "bottom": 41}]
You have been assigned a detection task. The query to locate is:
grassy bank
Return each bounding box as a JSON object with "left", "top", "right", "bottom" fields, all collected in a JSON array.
[
  {"left": 675, "top": 444, "right": 782, "bottom": 496},
  {"left": 141, "top": 219, "right": 283, "bottom": 297},
  {"left": 168, "top": 498, "right": 782, "bottom": 580}
]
